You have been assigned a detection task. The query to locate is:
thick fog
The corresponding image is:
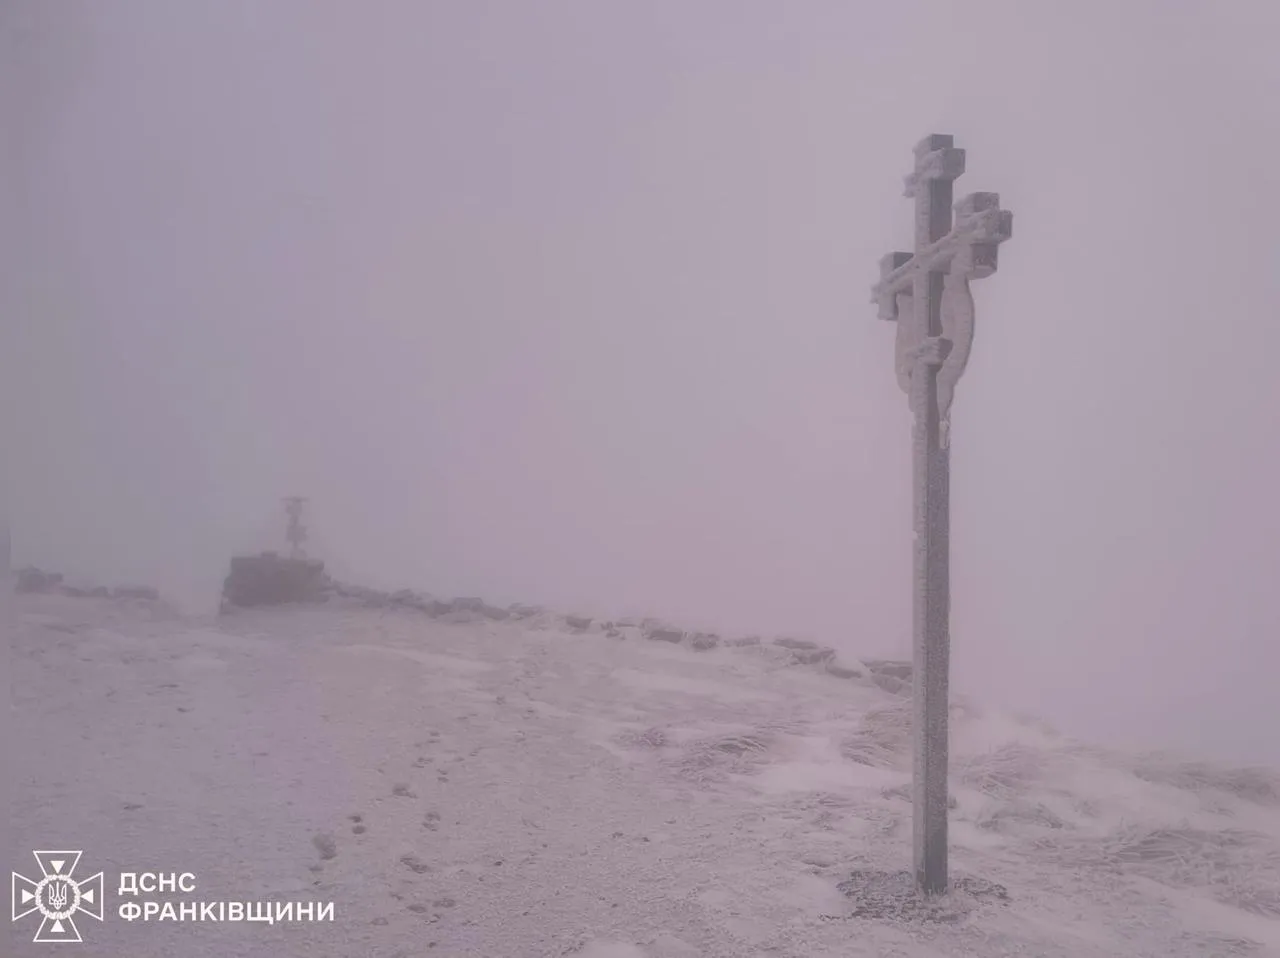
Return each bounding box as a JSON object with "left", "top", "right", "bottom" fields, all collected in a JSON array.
[{"left": 6, "top": 1, "right": 1279, "bottom": 765}]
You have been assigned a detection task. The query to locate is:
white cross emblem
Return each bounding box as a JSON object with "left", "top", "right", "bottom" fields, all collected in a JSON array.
[{"left": 11, "top": 851, "right": 105, "bottom": 943}]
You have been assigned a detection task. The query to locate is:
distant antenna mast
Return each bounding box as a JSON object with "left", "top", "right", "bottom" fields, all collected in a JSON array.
[{"left": 283, "top": 496, "right": 308, "bottom": 559}]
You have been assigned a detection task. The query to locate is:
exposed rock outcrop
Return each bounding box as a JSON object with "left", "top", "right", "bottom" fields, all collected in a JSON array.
[
  {"left": 688, "top": 632, "right": 720, "bottom": 651},
  {"left": 645, "top": 627, "right": 685, "bottom": 644},
  {"left": 15, "top": 566, "right": 62, "bottom": 594}
]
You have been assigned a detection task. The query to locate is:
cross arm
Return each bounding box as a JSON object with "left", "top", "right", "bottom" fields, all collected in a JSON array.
[
  {"left": 870, "top": 192, "right": 1013, "bottom": 316},
  {"left": 876, "top": 251, "right": 912, "bottom": 320}
]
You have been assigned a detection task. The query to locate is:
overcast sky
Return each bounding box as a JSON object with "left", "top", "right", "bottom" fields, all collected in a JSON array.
[{"left": 5, "top": 0, "right": 1279, "bottom": 765}]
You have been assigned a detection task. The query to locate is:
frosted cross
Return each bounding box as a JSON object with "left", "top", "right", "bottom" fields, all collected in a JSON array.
[{"left": 869, "top": 134, "right": 1012, "bottom": 896}]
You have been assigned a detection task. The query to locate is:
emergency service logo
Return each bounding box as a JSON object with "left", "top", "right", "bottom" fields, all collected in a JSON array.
[{"left": 11, "top": 851, "right": 105, "bottom": 943}]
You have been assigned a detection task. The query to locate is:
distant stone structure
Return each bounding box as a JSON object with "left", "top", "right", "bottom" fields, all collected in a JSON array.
[
  {"left": 220, "top": 552, "right": 329, "bottom": 610},
  {"left": 12, "top": 564, "right": 157, "bottom": 601},
  {"left": 218, "top": 495, "right": 331, "bottom": 610}
]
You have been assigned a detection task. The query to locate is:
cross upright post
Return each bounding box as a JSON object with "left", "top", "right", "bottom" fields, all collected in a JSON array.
[{"left": 870, "top": 134, "right": 1012, "bottom": 896}]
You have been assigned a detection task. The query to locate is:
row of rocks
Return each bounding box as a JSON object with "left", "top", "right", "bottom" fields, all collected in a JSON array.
[
  {"left": 13, "top": 565, "right": 159, "bottom": 601},
  {"left": 318, "top": 584, "right": 855, "bottom": 673},
  {"left": 14, "top": 555, "right": 906, "bottom": 693},
  {"left": 596, "top": 623, "right": 870, "bottom": 679},
  {"left": 219, "top": 557, "right": 904, "bottom": 691},
  {"left": 324, "top": 581, "right": 532, "bottom": 623},
  {"left": 621, "top": 628, "right": 911, "bottom": 687},
  {"left": 327, "top": 581, "right": 887, "bottom": 685}
]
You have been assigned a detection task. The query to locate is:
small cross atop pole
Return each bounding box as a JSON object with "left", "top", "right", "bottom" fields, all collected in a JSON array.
[{"left": 869, "top": 134, "right": 1012, "bottom": 896}]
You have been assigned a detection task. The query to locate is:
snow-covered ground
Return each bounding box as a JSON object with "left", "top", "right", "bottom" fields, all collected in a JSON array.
[{"left": 8, "top": 592, "right": 1280, "bottom": 957}]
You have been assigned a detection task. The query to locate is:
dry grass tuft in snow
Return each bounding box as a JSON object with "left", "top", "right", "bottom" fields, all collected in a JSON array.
[
  {"left": 1101, "top": 825, "right": 1280, "bottom": 917},
  {"left": 1033, "top": 823, "right": 1280, "bottom": 919},
  {"left": 1129, "top": 753, "right": 1280, "bottom": 807},
  {"left": 973, "top": 797, "right": 1069, "bottom": 833},
  {"left": 955, "top": 742, "right": 1047, "bottom": 799},
  {"left": 1175, "top": 932, "right": 1268, "bottom": 956},
  {"left": 839, "top": 701, "right": 911, "bottom": 768},
  {"left": 672, "top": 730, "right": 777, "bottom": 785},
  {"left": 613, "top": 726, "right": 670, "bottom": 750}
]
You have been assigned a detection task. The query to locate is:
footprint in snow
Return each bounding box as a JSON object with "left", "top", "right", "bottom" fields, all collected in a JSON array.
[
  {"left": 312, "top": 833, "right": 338, "bottom": 861},
  {"left": 400, "top": 854, "right": 431, "bottom": 875}
]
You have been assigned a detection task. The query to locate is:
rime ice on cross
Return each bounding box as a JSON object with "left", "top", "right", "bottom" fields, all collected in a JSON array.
[{"left": 869, "top": 134, "right": 1012, "bottom": 896}]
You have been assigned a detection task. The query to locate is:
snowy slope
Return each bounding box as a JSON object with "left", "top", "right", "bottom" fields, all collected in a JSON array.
[{"left": 7, "top": 592, "right": 1280, "bottom": 957}]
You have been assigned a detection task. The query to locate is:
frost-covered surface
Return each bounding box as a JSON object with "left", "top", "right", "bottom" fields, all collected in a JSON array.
[{"left": 8, "top": 593, "right": 1280, "bottom": 957}]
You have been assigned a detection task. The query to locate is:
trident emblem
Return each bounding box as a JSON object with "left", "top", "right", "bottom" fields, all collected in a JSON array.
[{"left": 46, "top": 880, "right": 69, "bottom": 913}]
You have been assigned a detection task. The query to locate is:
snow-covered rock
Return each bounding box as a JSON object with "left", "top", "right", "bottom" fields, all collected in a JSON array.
[{"left": 15, "top": 565, "right": 61, "bottom": 593}]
